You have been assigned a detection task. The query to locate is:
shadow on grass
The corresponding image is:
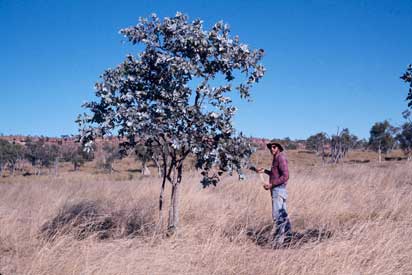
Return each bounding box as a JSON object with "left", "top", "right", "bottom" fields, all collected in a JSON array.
[
  {"left": 246, "top": 224, "right": 333, "bottom": 249},
  {"left": 40, "top": 200, "right": 156, "bottom": 241}
]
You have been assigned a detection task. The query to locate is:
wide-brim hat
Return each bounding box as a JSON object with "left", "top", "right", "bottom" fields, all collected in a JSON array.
[{"left": 266, "top": 140, "right": 284, "bottom": 152}]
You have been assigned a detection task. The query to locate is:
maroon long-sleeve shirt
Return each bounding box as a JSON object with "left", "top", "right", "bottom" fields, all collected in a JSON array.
[{"left": 264, "top": 152, "right": 289, "bottom": 188}]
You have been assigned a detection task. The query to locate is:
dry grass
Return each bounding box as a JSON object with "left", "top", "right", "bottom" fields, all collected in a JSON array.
[{"left": 1, "top": 153, "right": 412, "bottom": 274}]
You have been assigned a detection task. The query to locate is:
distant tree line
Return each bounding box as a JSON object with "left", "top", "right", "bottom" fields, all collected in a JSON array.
[
  {"left": 303, "top": 120, "right": 412, "bottom": 163},
  {"left": 0, "top": 137, "right": 96, "bottom": 176}
]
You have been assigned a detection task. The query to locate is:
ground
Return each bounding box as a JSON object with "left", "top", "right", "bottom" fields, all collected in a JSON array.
[{"left": 1, "top": 150, "right": 411, "bottom": 274}]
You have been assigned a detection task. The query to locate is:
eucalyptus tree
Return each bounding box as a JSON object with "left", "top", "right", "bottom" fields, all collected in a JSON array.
[
  {"left": 24, "top": 138, "right": 60, "bottom": 175},
  {"left": 61, "top": 143, "right": 94, "bottom": 171},
  {"left": 394, "top": 111, "right": 412, "bottom": 160},
  {"left": 0, "top": 139, "right": 23, "bottom": 176},
  {"left": 330, "top": 128, "right": 353, "bottom": 163},
  {"left": 306, "top": 132, "right": 328, "bottom": 153},
  {"left": 369, "top": 121, "right": 396, "bottom": 162},
  {"left": 134, "top": 142, "right": 163, "bottom": 176},
  {"left": 306, "top": 132, "right": 329, "bottom": 162},
  {"left": 100, "top": 142, "right": 121, "bottom": 174},
  {"left": 77, "top": 13, "right": 265, "bottom": 232},
  {"left": 396, "top": 122, "right": 412, "bottom": 160}
]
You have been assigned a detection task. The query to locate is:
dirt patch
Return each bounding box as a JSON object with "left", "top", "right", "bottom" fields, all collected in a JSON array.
[
  {"left": 246, "top": 224, "right": 332, "bottom": 249},
  {"left": 40, "top": 200, "right": 156, "bottom": 241}
]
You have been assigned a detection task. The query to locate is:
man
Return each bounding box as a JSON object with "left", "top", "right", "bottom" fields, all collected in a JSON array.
[{"left": 256, "top": 140, "right": 292, "bottom": 248}]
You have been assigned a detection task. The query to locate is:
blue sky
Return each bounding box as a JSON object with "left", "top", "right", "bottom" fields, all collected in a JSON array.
[{"left": 1, "top": 0, "right": 411, "bottom": 139}]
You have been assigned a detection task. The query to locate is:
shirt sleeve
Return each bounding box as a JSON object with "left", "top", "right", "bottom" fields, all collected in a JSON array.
[{"left": 273, "top": 154, "right": 289, "bottom": 186}]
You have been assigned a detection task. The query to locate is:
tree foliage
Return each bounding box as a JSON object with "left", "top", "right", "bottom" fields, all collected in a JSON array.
[
  {"left": 24, "top": 138, "right": 60, "bottom": 171},
  {"left": 396, "top": 122, "right": 412, "bottom": 160},
  {"left": 134, "top": 143, "right": 162, "bottom": 176},
  {"left": 306, "top": 132, "right": 329, "bottom": 154},
  {"left": 77, "top": 12, "right": 265, "bottom": 231},
  {"left": 61, "top": 143, "right": 94, "bottom": 171},
  {"left": 369, "top": 121, "right": 396, "bottom": 161},
  {"left": 401, "top": 64, "right": 412, "bottom": 108},
  {"left": 98, "top": 142, "right": 121, "bottom": 173},
  {"left": 0, "top": 139, "right": 23, "bottom": 175},
  {"left": 330, "top": 128, "right": 357, "bottom": 163}
]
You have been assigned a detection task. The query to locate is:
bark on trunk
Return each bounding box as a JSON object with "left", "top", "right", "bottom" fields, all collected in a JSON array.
[
  {"left": 167, "top": 162, "right": 183, "bottom": 234},
  {"left": 378, "top": 147, "right": 382, "bottom": 163},
  {"left": 54, "top": 159, "right": 59, "bottom": 176},
  {"left": 167, "top": 182, "right": 181, "bottom": 233}
]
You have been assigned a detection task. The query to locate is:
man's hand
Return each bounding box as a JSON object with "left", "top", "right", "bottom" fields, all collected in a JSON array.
[
  {"left": 263, "top": 183, "right": 271, "bottom": 190},
  {"left": 255, "top": 168, "right": 265, "bottom": 173}
]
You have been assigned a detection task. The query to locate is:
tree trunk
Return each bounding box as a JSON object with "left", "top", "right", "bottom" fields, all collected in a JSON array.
[
  {"left": 167, "top": 162, "right": 183, "bottom": 234},
  {"left": 142, "top": 161, "right": 147, "bottom": 175},
  {"left": 142, "top": 162, "right": 151, "bottom": 176},
  {"left": 11, "top": 163, "right": 15, "bottom": 176},
  {"left": 54, "top": 159, "right": 59, "bottom": 176},
  {"left": 167, "top": 182, "right": 181, "bottom": 233},
  {"left": 378, "top": 147, "right": 382, "bottom": 162},
  {"left": 152, "top": 157, "right": 162, "bottom": 177},
  {"left": 154, "top": 153, "right": 168, "bottom": 235}
]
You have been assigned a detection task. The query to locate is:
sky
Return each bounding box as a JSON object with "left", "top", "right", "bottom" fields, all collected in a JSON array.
[{"left": 1, "top": 0, "right": 411, "bottom": 140}]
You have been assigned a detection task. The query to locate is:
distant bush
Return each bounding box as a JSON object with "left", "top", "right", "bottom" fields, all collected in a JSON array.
[
  {"left": 96, "top": 142, "right": 121, "bottom": 173},
  {"left": 61, "top": 143, "right": 94, "bottom": 171},
  {"left": 0, "top": 139, "right": 23, "bottom": 176},
  {"left": 24, "top": 138, "right": 60, "bottom": 174}
]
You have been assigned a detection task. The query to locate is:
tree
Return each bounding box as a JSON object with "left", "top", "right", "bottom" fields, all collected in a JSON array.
[
  {"left": 306, "top": 132, "right": 329, "bottom": 162},
  {"left": 401, "top": 64, "right": 412, "bottom": 109},
  {"left": 306, "top": 132, "right": 328, "bottom": 153},
  {"left": 330, "top": 128, "right": 355, "bottom": 163},
  {"left": 396, "top": 110, "right": 412, "bottom": 161},
  {"left": 24, "top": 138, "right": 60, "bottom": 175},
  {"left": 396, "top": 121, "right": 412, "bottom": 160},
  {"left": 61, "top": 143, "right": 94, "bottom": 171},
  {"left": 77, "top": 12, "right": 265, "bottom": 232},
  {"left": 98, "top": 142, "right": 121, "bottom": 174},
  {"left": 0, "top": 139, "right": 23, "bottom": 176},
  {"left": 352, "top": 137, "right": 368, "bottom": 150},
  {"left": 369, "top": 121, "right": 396, "bottom": 162}
]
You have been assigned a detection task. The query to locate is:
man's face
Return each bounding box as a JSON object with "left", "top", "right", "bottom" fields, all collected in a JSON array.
[{"left": 270, "top": 145, "right": 279, "bottom": 155}]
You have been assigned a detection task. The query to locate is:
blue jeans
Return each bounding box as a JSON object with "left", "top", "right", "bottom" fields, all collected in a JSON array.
[{"left": 271, "top": 185, "right": 292, "bottom": 243}]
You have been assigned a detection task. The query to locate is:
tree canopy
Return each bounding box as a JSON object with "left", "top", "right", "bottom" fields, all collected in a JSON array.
[
  {"left": 369, "top": 120, "right": 396, "bottom": 155},
  {"left": 77, "top": 12, "right": 265, "bottom": 231}
]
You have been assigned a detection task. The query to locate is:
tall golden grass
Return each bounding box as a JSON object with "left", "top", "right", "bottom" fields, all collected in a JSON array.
[{"left": 1, "top": 160, "right": 412, "bottom": 274}]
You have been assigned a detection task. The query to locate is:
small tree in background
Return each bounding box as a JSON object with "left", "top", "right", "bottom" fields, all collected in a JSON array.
[
  {"left": 396, "top": 122, "right": 412, "bottom": 160},
  {"left": 306, "top": 132, "right": 329, "bottom": 153},
  {"left": 0, "top": 139, "right": 23, "bottom": 176},
  {"left": 134, "top": 143, "right": 159, "bottom": 176},
  {"left": 77, "top": 12, "right": 265, "bottom": 232},
  {"left": 369, "top": 121, "right": 396, "bottom": 162},
  {"left": 24, "top": 138, "right": 59, "bottom": 175},
  {"left": 396, "top": 111, "right": 412, "bottom": 161},
  {"left": 61, "top": 143, "right": 94, "bottom": 171},
  {"left": 330, "top": 128, "right": 355, "bottom": 163},
  {"left": 399, "top": 65, "right": 412, "bottom": 160},
  {"left": 97, "top": 142, "right": 122, "bottom": 174},
  {"left": 306, "top": 132, "right": 329, "bottom": 162}
]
